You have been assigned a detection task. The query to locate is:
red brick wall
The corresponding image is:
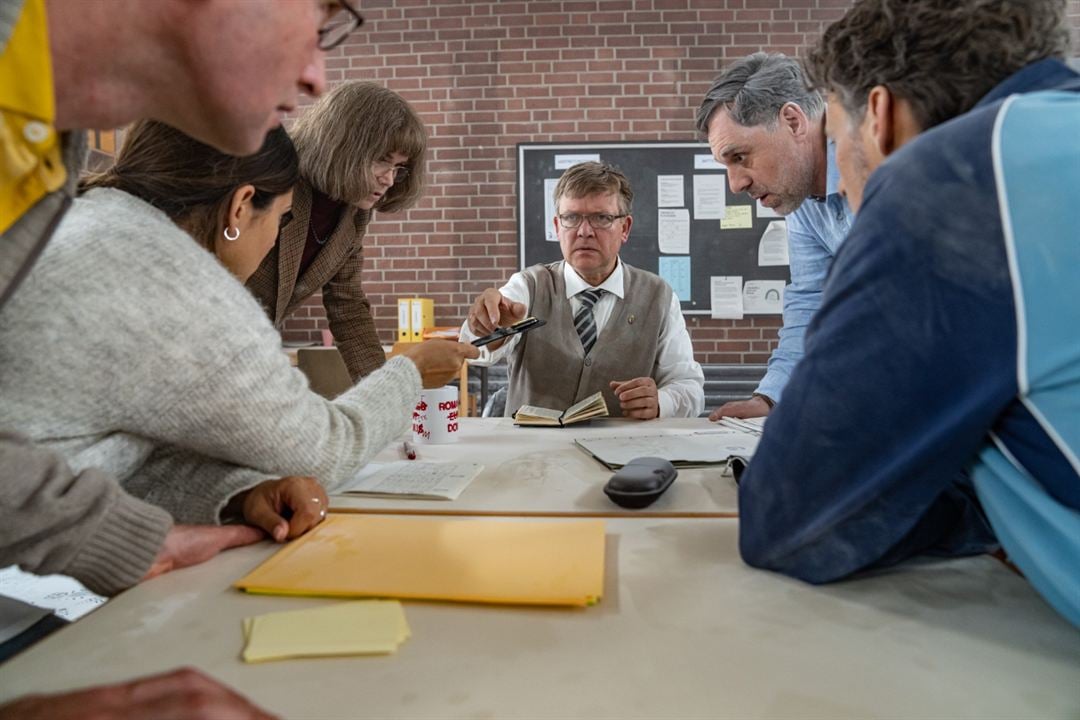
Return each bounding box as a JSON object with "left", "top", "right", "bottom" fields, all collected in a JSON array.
[{"left": 280, "top": 0, "right": 1080, "bottom": 365}]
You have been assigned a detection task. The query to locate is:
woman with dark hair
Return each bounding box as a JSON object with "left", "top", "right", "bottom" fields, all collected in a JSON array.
[
  {"left": 0, "top": 120, "right": 474, "bottom": 543},
  {"left": 247, "top": 81, "right": 428, "bottom": 380}
]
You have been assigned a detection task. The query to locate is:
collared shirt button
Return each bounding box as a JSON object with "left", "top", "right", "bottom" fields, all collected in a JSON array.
[{"left": 23, "top": 121, "right": 50, "bottom": 143}]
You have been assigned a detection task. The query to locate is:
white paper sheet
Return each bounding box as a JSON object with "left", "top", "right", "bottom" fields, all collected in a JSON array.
[
  {"left": 694, "top": 154, "right": 724, "bottom": 170},
  {"left": 757, "top": 220, "right": 789, "bottom": 266},
  {"left": 756, "top": 199, "right": 781, "bottom": 218},
  {"left": 743, "top": 280, "right": 786, "bottom": 314},
  {"left": 710, "top": 276, "right": 744, "bottom": 319},
  {"left": 0, "top": 566, "right": 105, "bottom": 622},
  {"left": 338, "top": 462, "right": 484, "bottom": 501},
  {"left": 544, "top": 178, "right": 559, "bottom": 242},
  {"left": 657, "top": 208, "right": 690, "bottom": 254},
  {"left": 657, "top": 175, "right": 685, "bottom": 207},
  {"left": 554, "top": 153, "right": 600, "bottom": 170},
  {"left": 693, "top": 174, "right": 727, "bottom": 220}
]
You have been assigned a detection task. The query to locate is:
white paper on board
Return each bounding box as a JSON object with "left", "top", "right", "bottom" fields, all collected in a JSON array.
[
  {"left": 657, "top": 175, "right": 685, "bottom": 207},
  {"left": 657, "top": 208, "right": 690, "bottom": 254},
  {"left": 694, "top": 174, "right": 727, "bottom": 220},
  {"left": 743, "top": 280, "right": 786, "bottom": 314},
  {"left": 554, "top": 153, "right": 600, "bottom": 170},
  {"left": 710, "top": 276, "right": 744, "bottom": 319},
  {"left": 758, "top": 220, "right": 789, "bottom": 266},
  {"left": 544, "top": 178, "right": 559, "bottom": 242},
  {"left": 694, "top": 154, "right": 723, "bottom": 170},
  {"left": 756, "top": 199, "right": 781, "bottom": 218}
]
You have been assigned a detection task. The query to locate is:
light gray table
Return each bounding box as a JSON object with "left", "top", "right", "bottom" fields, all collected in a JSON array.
[
  {"left": 2, "top": 517, "right": 1077, "bottom": 718},
  {"left": 331, "top": 417, "right": 741, "bottom": 517}
]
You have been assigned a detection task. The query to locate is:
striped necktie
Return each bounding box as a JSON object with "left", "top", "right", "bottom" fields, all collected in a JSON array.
[{"left": 573, "top": 288, "right": 606, "bottom": 356}]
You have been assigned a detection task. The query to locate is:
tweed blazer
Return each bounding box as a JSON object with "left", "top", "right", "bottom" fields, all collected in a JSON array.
[{"left": 246, "top": 178, "right": 386, "bottom": 380}]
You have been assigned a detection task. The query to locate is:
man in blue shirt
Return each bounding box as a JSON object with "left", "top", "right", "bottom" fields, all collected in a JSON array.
[
  {"left": 739, "top": 0, "right": 1080, "bottom": 629},
  {"left": 696, "top": 53, "right": 853, "bottom": 420}
]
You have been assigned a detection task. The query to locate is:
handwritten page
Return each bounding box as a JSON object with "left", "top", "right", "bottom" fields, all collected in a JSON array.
[
  {"left": 339, "top": 462, "right": 483, "bottom": 500},
  {"left": 720, "top": 205, "right": 753, "bottom": 229}
]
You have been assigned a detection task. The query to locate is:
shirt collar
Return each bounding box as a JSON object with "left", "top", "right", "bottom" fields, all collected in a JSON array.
[{"left": 563, "top": 258, "right": 625, "bottom": 300}]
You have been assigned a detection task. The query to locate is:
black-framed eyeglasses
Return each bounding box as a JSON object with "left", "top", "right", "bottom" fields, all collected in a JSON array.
[
  {"left": 318, "top": 1, "right": 364, "bottom": 51},
  {"left": 373, "top": 160, "right": 410, "bottom": 184},
  {"left": 557, "top": 212, "right": 628, "bottom": 229}
]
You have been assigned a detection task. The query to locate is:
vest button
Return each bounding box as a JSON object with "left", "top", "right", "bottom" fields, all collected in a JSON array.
[{"left": 584, "top": 357, "right": 592, "bottom": 367}]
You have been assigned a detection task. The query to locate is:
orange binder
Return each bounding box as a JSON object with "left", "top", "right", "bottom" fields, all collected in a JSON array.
[{"left": 235, "top": 514, "right": 606, "bottom": 607}]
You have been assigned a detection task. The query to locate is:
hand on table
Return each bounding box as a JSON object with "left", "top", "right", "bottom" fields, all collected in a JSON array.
[
  {"left": 0, "top": 667, "right": 277, "bottom": 720},
  {"left": 609, "top": 377, "right": 660, "bottom": 419},
  {"left": 143, "top": 524, "right": 263, "bottom": 582},
  {"left": 400, "top": 340, "right": 479, "bottom": 388},
  {"left": 237, "top": 475, "right": 329, "bottom": 542},
  {"left": 708, "top": 395, "right": 772, "bottom": 421},
  {"left": 466, "top": 289, "right": 526, "bottom": 349}
]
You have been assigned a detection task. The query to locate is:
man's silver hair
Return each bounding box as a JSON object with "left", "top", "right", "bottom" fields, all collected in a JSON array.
[{"left": 696, "top": 52, "right": 825, "bottom": 132}]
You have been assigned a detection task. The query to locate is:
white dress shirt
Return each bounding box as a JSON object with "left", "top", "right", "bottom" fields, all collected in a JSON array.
[{"left": 460, "top": 259, "right": 705, "bottom": 418}]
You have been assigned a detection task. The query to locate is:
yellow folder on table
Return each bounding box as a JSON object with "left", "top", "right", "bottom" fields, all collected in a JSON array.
[{"left": 234, "top": 514, "right": 606, "bottom": 608}]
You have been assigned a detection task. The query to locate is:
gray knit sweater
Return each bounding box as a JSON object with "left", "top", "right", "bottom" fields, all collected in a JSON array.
[{"left": 0, "top": 188, "right": 421, "bottom": 523}]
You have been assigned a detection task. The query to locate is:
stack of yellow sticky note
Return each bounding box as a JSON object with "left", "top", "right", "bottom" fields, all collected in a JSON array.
[{"left": 241, "top": 600, "right": 409, "bottom": 663}]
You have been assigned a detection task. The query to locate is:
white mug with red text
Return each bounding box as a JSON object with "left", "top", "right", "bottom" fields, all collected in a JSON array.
[{"left": 412, "top": 385, "right": 460, "bottom": 444}]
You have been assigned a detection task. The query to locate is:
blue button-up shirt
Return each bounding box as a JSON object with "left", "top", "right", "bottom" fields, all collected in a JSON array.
[{"left": 756, "top": 145, "right": 853, "bottom": 403}]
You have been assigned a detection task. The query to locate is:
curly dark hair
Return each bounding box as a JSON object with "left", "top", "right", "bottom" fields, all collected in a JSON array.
[{"left": 806, "top": 0, "right": 1070, "bottom": 131}]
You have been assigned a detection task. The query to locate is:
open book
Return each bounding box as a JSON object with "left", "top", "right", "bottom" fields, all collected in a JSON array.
[{"left": 514, "top": 391, "right": 609, "bottom": 427}]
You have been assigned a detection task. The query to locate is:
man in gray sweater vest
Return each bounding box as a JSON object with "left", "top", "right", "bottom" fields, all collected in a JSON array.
[{"left": 462, "top": 162, "right": 704, "bottom": 420}]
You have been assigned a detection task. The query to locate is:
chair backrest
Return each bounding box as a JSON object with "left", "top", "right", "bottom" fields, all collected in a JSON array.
[
  {"left": 482, "top": 386, "right": 508, "bottom": 418},
  {"left": 297, "top": 347, "right": 353, "bottom": 399}
]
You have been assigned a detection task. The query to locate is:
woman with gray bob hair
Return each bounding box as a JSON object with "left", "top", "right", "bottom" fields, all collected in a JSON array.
[{"left": 246, "top": 81, "right": 433, "bottom": 381}]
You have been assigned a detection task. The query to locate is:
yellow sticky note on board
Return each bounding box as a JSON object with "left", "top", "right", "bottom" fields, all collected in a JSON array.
[
  {"left": 720, "top": 205, "right": 754, "bottom": 229},
  {"left": 235, "top": 514, "right": 606, "bottom": 607},
  {"left": 242, "top": 600, "right": 409, "bottom": 663}
]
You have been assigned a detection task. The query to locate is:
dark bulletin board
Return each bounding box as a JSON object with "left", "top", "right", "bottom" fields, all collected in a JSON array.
[{"left": 517, "top": 142, "right": 791, "bottom": 315}]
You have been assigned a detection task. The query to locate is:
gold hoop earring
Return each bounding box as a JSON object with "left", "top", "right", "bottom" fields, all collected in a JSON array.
[{"left": 223, "top": 226, "right": 240, "bottom": 242}]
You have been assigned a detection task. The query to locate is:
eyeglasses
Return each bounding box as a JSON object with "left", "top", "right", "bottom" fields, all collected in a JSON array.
[
  {"left": 373, "top": 160, "right": 410, "bottom": 184},
  {"left": 318, "top": 1, "right": 364, "bottom": 51},
  {"left": 557, "top": 212, "right": 628, "bottom": 229}
]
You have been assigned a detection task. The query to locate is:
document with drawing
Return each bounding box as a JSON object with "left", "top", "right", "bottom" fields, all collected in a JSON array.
[{"left": 574, "top": 428, "right": 759, "bottom": 470}]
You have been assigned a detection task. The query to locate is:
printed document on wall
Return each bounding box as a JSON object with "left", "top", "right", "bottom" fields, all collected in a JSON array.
[
  {"left": 657, "top": 175, "right": 685, "bottom": 207},
  {"left": 710, "top": 276, "right": 744, "bottom": 319},
  {"left": 758, "top": 221, "right": 789, "bottom": 266},
  {"left": 756, "top": 199, "right": 781, "bottom": 218},
  {"left": 544, "top": 178, "right": 559, "bottom": 242},
  {"left": 743, "top": 280, "right": 785, "bottom": 314},
  {"left": 659, "top": 256, "right": 691, "bottom": 301},
  {"left": 657, "top": 208, "right": 690, "bottom": 254},
  {"left": 693, "top": 174, "right": 726, "bottom": 220},
  {"left": 554, "top": 153, "right": 600, "bottom": 170}
]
